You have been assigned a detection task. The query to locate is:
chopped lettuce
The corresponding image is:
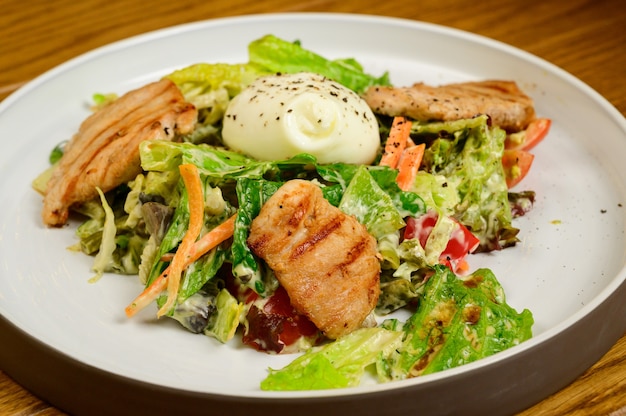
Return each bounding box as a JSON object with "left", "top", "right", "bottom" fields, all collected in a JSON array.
[
  {"left": 412, "top": 115, "right": 518, "bottom": 251},
  {"left": 72, "top": 186, "right": 150, "bottom": 278},
  {"left": 89, "top": 188, "right": 117, "bottom": 282},
  {"left": 411, "top": 171, "right": 459, "bottom": 216},
  {"left": 204, "top": 288, "right": 244, "bottom": 343},
  {"left": 169, "top": 285, "right": 243, "bottom": 343},
  {"left": 139, "top": 140, "right": 274, "bottom": 182},
  {"left": 339, "top": 165, "right": 406, "bottom": 239}
]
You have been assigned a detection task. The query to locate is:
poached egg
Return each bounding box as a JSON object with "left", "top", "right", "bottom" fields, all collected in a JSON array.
[{"left": 222, "top": 72, "right": 380, "bottom": 164}]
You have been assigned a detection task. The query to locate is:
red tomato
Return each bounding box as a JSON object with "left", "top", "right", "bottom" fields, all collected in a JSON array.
[
  {"left": 242, "top": 286, "right": 320, "bottom": 353},
  {"left": 404, "top": 212, "right": 480, "bottom": 273},
  {"left": 442, "top": 219, "right": 481, "bottom": 271},
  {"left": 502, "top": 149, "right": 534, "bottom": 188},
  {"left": 404, "top": 210, "right": 438, "bottom": 247},
  {"left": 505, "top": 118, "right": 551, "bottom": 151}
]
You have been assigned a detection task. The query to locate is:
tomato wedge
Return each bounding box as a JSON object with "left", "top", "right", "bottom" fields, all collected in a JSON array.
[
  {"left": 505, "top": 118, "right": 551, "bottom": 151},
  {"left": 502, "top": 149, "right": 534, "bottom": 188},
  {"left": 404, "top": 212, "right": 480, "bottom": 274},
  {"left": 242, "top": 286, "right": 320, "bottom": 353}
]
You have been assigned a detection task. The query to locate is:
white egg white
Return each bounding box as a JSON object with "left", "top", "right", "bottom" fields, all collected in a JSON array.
[{"left": 222, "top": 72, "right": 380, "bottom": 164}]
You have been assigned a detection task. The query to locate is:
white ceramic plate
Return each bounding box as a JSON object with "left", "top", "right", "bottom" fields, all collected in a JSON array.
[{"left": 1, "top": 13, "right": 625, "bottom": 416}]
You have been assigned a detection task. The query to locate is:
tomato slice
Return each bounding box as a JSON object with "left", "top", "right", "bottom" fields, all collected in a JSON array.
[
  {"left": 242, "top": 286, "right": 320, "bottom": 353},
  {"left": 502, "top": 149, "right": 534, "bottom": 188},
  {"left": 404, "top": 212, "right": 480, "bottom": 273},
  {"left": 404, "top": 211, "right": 437, "bottom": 247},
  {"left": 505, "top": 118, "right": 551, "bottom": 151},
  {"left": 444, "top": 220, "right": 481, "bottom": 263}
]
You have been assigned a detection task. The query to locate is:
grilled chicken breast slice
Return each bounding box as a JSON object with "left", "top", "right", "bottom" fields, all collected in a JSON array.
[
  {"left": 42, "top": 79, "right": 197, "bottom": 226},
  {"left": 362, "top": 80, "right": 536, "bottom": 132},
  {"left": 247, "top": 180, "right": 381, "bottom": 340}
]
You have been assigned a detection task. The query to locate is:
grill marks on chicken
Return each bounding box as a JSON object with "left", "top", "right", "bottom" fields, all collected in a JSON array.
[
  {"left": 362, "top": 80, "right": 536, "bottom": 133},
  {"left": 247, "top": 180, "right": 381, "bottom": 340},
  {"left": 42, "top": 79, "right": 197, "bottom": 226}
]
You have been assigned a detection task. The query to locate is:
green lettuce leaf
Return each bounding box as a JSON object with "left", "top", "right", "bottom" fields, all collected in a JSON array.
[
  {"left": 261, "top": 327, "right": 403, "bottom": 390},
  {"left": 232, "top": 178, "right": 282, "bottom": 295},
  {"left": 164, "top": 63, "right": 269, "bottom": 130},
  {"left": 414, "top": 115, "right": 517, "bottom": 251},
  {"left": 204, "top": 288, "right": 244, "bottom": 343},
  {"left": 338, "top": 165, "right": 406, "bottom": 239},
  {"left": 248, "top": 34, "right": 390, "bottom": 94},
  {"left": 380, "top": 266, "right": 533, "bottom": 381}
]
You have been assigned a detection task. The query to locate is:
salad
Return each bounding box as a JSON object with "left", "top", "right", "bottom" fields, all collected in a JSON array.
[{"left": 33, "top": 34, "right": 549, "bottom": 390}]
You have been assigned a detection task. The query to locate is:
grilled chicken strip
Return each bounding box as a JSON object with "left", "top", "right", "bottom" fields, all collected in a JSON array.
[
  {"left": 247, "top": 180, "right": 381, "bottom": 340},
  {"left": 42, "top": 79, "right": 197, "bottom": 226},
  {"left": 362, "top": 80, "right": 536, "bottom": 133}
]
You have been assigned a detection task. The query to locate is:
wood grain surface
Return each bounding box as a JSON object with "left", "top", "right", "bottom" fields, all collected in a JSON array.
[{"left": 1, "top": 0, "right": 625, "bottom": 414}]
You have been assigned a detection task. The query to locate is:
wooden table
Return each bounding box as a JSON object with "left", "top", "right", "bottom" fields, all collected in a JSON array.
[{"left": 1, "top": 0, "right": 625, "bottom": 414}]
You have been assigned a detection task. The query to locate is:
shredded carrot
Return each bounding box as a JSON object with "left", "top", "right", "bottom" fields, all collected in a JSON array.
[
  {"left": 184, "top": 214, "right": 236, "bottom": 264},
  {"left": 124, "top": 273, "right": 168, "bottom": 318},
  {"left": 155, "top": 163, "right": 205, "bottom": 317},
  {"left": 129, "top": 163, "right": 204, "bottom": 318},
  {"left": 379, "top": 116, "right": 412, "bottom": 169},
  {"left": 396, "top": 143, "right": 426, "bottom": 191},
  {"left": 124, "top": 213, "right": 236, "bottom": 318},
  {"left": 158, "top": 213, "right": 237, "bottom": 264}
]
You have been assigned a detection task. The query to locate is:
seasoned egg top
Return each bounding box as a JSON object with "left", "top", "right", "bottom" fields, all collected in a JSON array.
[{"left": 222, "top": 72, "right": 380, "bottom": 164}]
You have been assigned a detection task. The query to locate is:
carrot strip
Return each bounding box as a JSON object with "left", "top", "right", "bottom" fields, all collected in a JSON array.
[
  {"left": 160, "top": 212, "right": 237, "bottom": 264},
  {"left": 183, "top": 213, "right": 236, "bottom": 265},
  {"left": 379, "top": 116, "right": 412, "bottom": 168},
  {"left": 124, "top": 273, "right": 168, "bottom": 318},
  {"left": 155, "top": 163, "right": 206, "bottom": 317},
  {"left": 396, "top": 143, "right": 426, "bottom": 191},
  {"left": 124, "top": 213, "right": 236, "bottom": 318}
]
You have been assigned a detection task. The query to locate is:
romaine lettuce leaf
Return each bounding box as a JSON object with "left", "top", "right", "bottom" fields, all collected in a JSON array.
[
  {"left": 232, "top": 178, "right": 282, "bottom": 295},
  {"left": 248, "top": 34, "right": 390, "bottom": 94},
  {"left": 261, "top": 327, "right": 403, "bottom": 390},
  {"left": 164, "top": 63, "right": 269, "bottom": 130},
  {"left": 379, "top": 266, "right": 533, "bottom": 381},
  {"left": 165, "top": 63, "right": 266, "bottom": 98},
  {"left": 339, "top": 165, "right": 406, "bottom": 239}
]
